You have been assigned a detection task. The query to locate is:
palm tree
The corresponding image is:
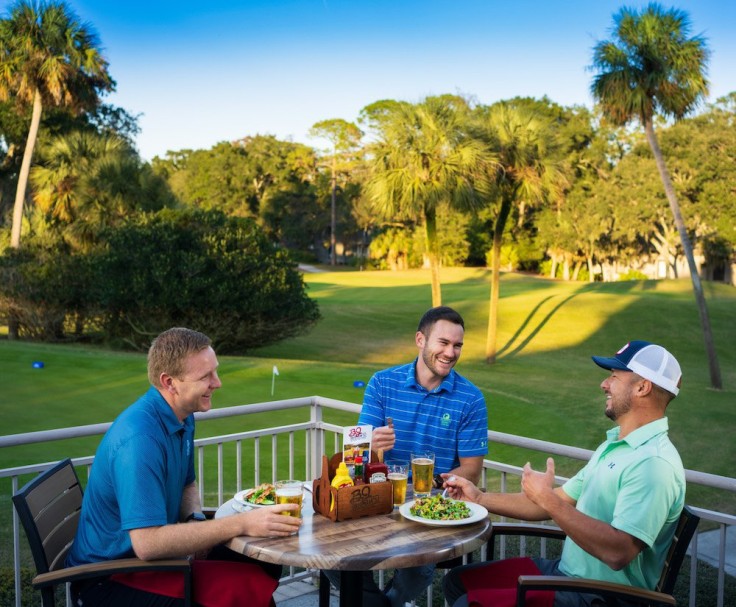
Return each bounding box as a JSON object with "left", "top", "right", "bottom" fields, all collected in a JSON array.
[
  {"left": 474, "top": 103, "right": 566, "bottom": 363},
  {"left": 31, "top": 130, "right": 172, "bottom": 249},
  {"left": 366, "top": 96, "right": 492, "bottom": 306},
  {"left": 591, "top": 3, "right": 722, "bottom": 389},
  {"left": 0, "top": 0, "right": 114, "bottom": 249}
]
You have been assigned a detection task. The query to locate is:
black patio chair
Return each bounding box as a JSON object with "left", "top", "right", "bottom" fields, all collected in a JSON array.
[
  {"left": 483, "top": 505, "right": 700, "bottom": 607},
  {"left": 12, "top": 458, "right": 192, "bottom": 607}
]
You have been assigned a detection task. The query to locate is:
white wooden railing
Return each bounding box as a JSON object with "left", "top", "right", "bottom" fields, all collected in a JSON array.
[{"left": 2, "top": 396, "right": 734, "bottom": 607}]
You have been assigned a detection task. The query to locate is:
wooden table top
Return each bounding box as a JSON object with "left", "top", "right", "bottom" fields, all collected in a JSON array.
[{"left": 217, "top": 492, "right": 492, "bottom": 571}]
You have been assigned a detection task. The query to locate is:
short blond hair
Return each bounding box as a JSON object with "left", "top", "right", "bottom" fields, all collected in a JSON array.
[{"left": 147, "top": 328, "right": 212, "bottom": 388}]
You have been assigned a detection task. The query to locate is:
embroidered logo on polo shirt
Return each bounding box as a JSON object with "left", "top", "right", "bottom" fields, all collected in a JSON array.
[{"left": 441, "top": 413, "right": 451, "bottom": 428}]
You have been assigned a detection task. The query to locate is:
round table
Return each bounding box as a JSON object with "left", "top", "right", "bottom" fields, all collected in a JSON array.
[{"left": 216, "top": 491, "right": 492, "bottom": 606}]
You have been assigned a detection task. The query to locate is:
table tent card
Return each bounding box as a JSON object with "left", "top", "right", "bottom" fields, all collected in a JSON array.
[{"left": 342, "top": 424, "right": 372, "bottom": 466}]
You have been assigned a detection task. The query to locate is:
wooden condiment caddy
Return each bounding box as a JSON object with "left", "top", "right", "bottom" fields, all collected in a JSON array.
[{"left": 312, "top": 453, "right": 393, "bottom": 522}]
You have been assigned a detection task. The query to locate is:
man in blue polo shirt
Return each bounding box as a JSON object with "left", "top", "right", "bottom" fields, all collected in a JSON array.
[
  {"left": 442, "top": 340, "right": 685, "bottom": 607},
  {"left": 68, "top": 328, "right": 301, "bottom": 607},
  {"left": 327, "top": 306, "right": 488, "bottom": 607}
]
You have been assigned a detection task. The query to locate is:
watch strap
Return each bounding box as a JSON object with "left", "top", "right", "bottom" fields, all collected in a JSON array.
[{"left": 185, "top": 511, "right": 206, "bottom": 522}]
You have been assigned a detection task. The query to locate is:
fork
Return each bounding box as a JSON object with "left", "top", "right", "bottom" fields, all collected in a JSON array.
[{"left": 441, "top": 475, "right": 456, "bottom": 498}]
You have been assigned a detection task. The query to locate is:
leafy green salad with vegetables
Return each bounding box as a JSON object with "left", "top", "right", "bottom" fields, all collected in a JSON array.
[
  {"left": 410, "top": 495, "right": 472, "bottom": 520},
  {"left": 243, "top": 483, "right": 276, "bottom": 505}
]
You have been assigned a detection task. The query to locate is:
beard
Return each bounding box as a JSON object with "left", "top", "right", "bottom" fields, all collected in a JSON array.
[
  {"left": 605, "top": 392, "right": 632, "bottom": 421},
  {"left": 421, "top": 347, "right": 455, "bottom": 379}
]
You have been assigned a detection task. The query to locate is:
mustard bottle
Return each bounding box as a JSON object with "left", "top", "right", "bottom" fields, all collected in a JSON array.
[{"left": 330, "top": 461, "right": 354, "bottom": 511}]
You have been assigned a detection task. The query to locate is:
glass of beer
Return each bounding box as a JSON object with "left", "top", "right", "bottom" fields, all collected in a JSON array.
[
  {"left": 275, "top": 480, "right": 304, "bottom": 518},
  {"left": 411, "top": 452, "right": 435, "bottom": 498},
  {"left": 386, "top": 461, "right": 409, "bottom": 507}
]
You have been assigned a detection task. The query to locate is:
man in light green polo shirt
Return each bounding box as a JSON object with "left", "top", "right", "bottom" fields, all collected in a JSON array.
[{"left": 442, "top": 340, "right": 685, "bottom": 607}]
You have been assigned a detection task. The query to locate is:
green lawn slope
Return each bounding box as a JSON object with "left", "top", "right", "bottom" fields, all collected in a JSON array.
[{"left": 1, "top": 269, "right": 734, "bottom": 511}]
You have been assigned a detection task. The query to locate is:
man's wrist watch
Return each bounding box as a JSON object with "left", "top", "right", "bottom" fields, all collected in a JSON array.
[{"left": 185, "top": 511, "right": 206, "bottom": 522}]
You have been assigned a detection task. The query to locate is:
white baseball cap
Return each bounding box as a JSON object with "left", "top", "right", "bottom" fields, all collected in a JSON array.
[{"left": 592, "top": 340, "right": 682, "bottom": 396}]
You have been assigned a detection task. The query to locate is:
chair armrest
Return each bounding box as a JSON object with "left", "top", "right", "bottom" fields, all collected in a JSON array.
[
  {"left": 516, "top": 575, "right": 676, "bottom": 607},
  {"left": 32, "top": 557, "right": 191, "bottom": 589}
]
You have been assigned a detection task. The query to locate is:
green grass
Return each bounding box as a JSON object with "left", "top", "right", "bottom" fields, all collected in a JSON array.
[
  {"left": 2, "top": 269, "right": 734, "bottom": 496},
  {"left": 1, "top": 268, "right": 734, "bottom": 606}
]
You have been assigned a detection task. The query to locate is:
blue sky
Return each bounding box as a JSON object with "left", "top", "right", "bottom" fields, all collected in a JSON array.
[{"left": 67, "top": 1, "right": 735, "bottom": 160}]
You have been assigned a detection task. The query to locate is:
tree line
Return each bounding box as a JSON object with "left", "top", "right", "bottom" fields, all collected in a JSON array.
[{"left": 0, "top": 2, "right": 730, "bottom": 384}]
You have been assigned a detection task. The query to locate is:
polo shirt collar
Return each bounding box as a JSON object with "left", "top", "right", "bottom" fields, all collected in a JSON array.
[
  {"left": 146, "top": 385, "right": 190, "bottom": 435},
  {"left": 606, "top": 417, "right": 669, "bottom": 449},
  {"left": 404, "top": 358, "right": 456, "bottom": 394}
]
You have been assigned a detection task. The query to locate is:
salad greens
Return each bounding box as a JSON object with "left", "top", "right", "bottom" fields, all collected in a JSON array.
[
  {"left": 410, "top": 495, "right": 471, "bottom": 520},
  {"left": 243, "top": 483, "right": 276, "bottom": 505}
]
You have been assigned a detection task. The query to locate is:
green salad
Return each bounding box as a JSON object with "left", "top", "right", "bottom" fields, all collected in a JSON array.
[
  {"left": 243, "top": 483, "right": 276, "bottom": 505},
  {"left": 410, "top": 495, "right": 472, "bottom": 520}
]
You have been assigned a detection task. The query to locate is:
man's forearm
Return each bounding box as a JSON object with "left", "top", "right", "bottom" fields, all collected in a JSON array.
[
  {"left": 450, "top": 456, "right": 484, "bottom": 485},
  {"left": 130, "top": 515, "right": 240, "bottom": 561},
  {"left": 538, "top": 491, "right": 644, "bottom": 570},
  {"left": 478, "top": 491, "right": 552, "bottom": 521}
]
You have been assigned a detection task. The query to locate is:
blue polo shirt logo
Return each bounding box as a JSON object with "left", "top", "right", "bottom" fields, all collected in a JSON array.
[{"left": 441, "top": 413, "right": 451, "bottom": 428}]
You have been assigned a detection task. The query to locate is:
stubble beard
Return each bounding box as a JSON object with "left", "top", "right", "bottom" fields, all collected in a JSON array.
[
  {"left": 605, "top": 392, "right": 632, "bottom": 421},
  {"left": 422, "top": 348, "right": 454, "bottom": 379}
]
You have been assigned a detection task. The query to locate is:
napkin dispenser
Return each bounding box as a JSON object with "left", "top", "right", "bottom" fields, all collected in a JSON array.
[{"left": 312, "top": 453, "right": 393, "bottom": 522}]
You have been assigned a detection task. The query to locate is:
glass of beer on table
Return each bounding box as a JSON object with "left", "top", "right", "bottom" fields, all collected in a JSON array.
[
  {"left": 275, "top": 480, "right": 304, "bottom": 518},
  {"left": 386, "top": 461, "right": 409, "bottom": 507},
  {"left": 411, "top": 452, "right": 435, "bottom": 498}
]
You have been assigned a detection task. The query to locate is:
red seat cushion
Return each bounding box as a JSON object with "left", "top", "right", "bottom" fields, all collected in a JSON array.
[
  {"left": 111, "top": 559, "right": 278, "bottom": 607},
  {"left": 459, "top": 557, "right": 554, "bottom": 607}
]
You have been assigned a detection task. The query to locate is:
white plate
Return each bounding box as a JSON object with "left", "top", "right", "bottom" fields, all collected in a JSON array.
[
  {"left": 399, "top": 499, "right": 488, "bottom": 526},
  {"left": 231, "top": 500, "right": 252, "bottom": 513},
  {"left": 234, "top": 482, "right": 311, "bottom": 508},
  {"left": 234, "top": 487, "right": 276, "bottom": 508}
]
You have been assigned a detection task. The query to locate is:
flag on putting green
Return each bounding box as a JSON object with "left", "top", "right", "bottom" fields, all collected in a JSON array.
[{"left": 271, "top": 365, "right": 279, "bottom": 395}]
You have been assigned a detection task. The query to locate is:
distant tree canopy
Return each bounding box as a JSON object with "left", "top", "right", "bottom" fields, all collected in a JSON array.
[
  {"left": 152, "top": 135, "right": 331, "bottom": 257},
  {"left": 3, "top": 83, "right": 733, "bottom": 286},
  {"left": 0, "top": 209, "right": 320, "bottom": 352},
  {"left": 0, "top": 1, "right": 733, "bottom": 361}
]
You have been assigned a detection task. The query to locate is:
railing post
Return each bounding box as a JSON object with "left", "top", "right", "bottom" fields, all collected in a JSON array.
[
  {"left": 12, "top": 475, "right": 20, "bottom": 607},
  {"left": 310, "top": 397, "right": 325, "bottom": 478}
]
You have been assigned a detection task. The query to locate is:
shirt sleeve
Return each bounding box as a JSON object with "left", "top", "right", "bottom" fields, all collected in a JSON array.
[{"left": 562, "top": 460, "right": 589, "bottom": 502}]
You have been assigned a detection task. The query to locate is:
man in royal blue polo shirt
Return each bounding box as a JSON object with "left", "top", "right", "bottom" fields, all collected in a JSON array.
[
  {"left": 327, "top": 306, "right": 489, "bottom": 607},
  {"left": 68, "top": 327, "right": 301, "bottom": 607}
]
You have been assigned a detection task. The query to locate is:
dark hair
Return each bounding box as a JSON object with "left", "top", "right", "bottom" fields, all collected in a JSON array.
[
  {"left": 417, "top": 306, "right": 464, "bottom": 336},
  {"left": 148, "top": 327, "right": 212, "bottom": 387}
]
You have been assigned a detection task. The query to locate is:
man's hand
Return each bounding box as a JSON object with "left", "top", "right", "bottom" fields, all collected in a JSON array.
[
  {"left": 521, "top": 457, "right": 556, "bottom": 508},
  {"left": 239, "top": 503, "right": 302, "bottom": 537},
  {"left": 441, "top": 474, "right": 483, "bottom": 504},
  {"left": 371, "top": 424, "right": 395, "bottom": 452}
]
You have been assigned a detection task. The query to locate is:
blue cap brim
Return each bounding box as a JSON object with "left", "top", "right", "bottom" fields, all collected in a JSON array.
[{"left": 592, "top": 355, "right": 630, "bottom": 371}]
